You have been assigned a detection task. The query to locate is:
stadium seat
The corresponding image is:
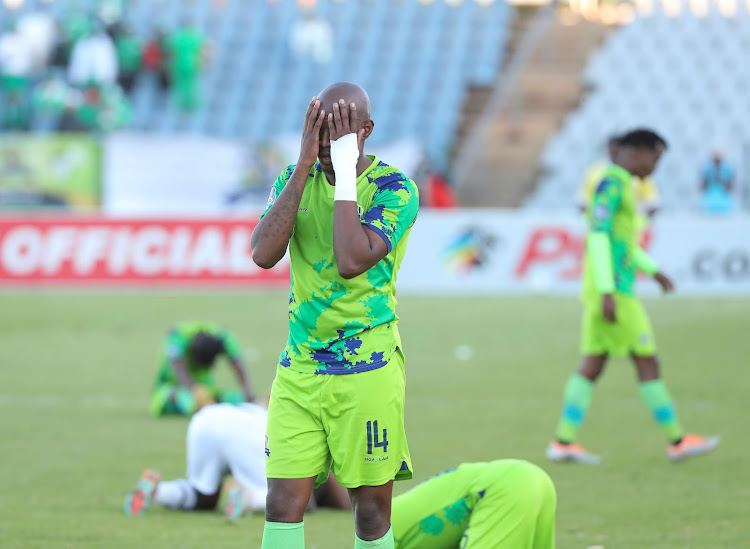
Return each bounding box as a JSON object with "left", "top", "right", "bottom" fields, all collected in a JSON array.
[
  {"left": 6, "top": 0, "right": 512, "bottom": 168},
  {"left": 529, "top": 7, "right": 750, "bottom": 211}
]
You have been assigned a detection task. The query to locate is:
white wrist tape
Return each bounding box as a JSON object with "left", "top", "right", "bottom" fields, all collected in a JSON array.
[{"left": 331, "top": 133, "right": 359, "bottom": 202}]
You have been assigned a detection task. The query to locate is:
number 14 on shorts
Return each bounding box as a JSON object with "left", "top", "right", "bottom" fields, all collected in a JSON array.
[{"left": 366, "top": 420, "right": 388, "bottom": 454}]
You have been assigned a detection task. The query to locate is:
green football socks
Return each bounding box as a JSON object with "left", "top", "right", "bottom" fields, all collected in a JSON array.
[
  {"left": 261, "top": 521, "right": 304, "bottom": 549},
  {"left": 354, "top": 527, "right": 394, "bottom": 548},
  {"left": 555, "top": 373, "right": 594, "bottom": 443},
  {"left": 639, "top": 380, "right": 684, "bottom": 443}
]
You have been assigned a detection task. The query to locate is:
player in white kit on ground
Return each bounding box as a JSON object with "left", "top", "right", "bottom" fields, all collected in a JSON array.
[
  {"left": 125, "top": 402, "right": 270, "bottom": 517},
  {"left": 124, "top": 402, "right": 349, "bottom": 518}
]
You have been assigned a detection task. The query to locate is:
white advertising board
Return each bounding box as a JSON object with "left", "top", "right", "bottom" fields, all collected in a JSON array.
[
  {"left": 397, "top": 211, "right": 750, "bottom": 296},
  {"left": 103, "top": 134, "right": 427, "bottom": 216}
]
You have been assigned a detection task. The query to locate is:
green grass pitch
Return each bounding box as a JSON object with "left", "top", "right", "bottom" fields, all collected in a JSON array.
[{"left": 1, "top": 292, "right": 749, "bottom": 548}]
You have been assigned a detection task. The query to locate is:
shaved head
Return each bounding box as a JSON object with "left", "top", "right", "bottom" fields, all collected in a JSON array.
[
  {"left": 318, "top": 81, "right": 371, "bottom": 120},
  {"left": 316, "top": 82, "right": 374, "bottom": 174}
]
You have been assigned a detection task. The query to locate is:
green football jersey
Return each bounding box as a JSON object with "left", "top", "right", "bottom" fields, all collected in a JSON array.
[
  {"left": 261, "top": 156, "right": 419, "bottom": 375},
  {"left": 154, "top": 321, "right": 242, "bottom": 385},
  {"left": 582, "top": 164, "right": 639, "bottom": 300},
  {"left": 392, "top": 463, "right": 487, "bottom": 548}
]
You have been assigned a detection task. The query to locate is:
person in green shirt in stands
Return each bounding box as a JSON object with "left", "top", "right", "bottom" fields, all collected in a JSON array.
[
  {"left": 165, "top": 19, "right": 207, "bottom": 112},
  {"left": 151, "top": 321, "right": 256, "bottom": 417},
  {"left": 111, "top": 22, "right": 142, "bottom": 93}
]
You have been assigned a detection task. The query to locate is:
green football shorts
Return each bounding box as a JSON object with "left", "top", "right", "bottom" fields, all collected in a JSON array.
[
  {"left": 581, "top": 293, "right": 657, "bottom": 357},
  {"left": 265, "top": 348, "right": 412, "bottom": 489}
]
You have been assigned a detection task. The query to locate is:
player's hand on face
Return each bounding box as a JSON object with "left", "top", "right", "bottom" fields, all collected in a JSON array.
[
  {"left": 328, "top": 99, "right": 366, "bottom": 148},
  {"left": 602, "top": 293, "right": 617, "bottom": 323},
  {"left": 654, "top": 271, "right": 675, "bottom": 294},
  {"left": 298, "top": 97, "right": 326, "bottom": 168}
]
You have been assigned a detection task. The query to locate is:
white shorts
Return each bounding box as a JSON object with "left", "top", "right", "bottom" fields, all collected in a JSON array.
[{"left": 186, "top": 403, "right": 268, "bottom": 504}]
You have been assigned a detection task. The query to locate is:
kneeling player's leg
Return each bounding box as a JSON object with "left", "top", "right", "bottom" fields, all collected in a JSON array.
[
  {"left": 160, "top": 405, "right": 226, "bottom": 510},
  {"left": 150, "top": 384, "right": 196, "bottom": 416},
  {"left": 312, "top": 473, "right": 352, "bottom": 511},
  {"left": 126, "top": 408, "right": 225, "bottom": 515},
  {"left": 215, "top": 387, "right": 245, "bottom": 405},
  {"left": 462, "top": 460, "right": 556, "bottom": 549}
]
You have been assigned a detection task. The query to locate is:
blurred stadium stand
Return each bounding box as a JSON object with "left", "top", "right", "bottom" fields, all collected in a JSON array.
[
  {"left": 1, "top": 0, "right": 513, "bottom": 171},
  {"left": 529, "top": 6, "right": 750, "bottom": 211}
]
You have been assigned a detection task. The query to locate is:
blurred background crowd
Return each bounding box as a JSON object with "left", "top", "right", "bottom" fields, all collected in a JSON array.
[
  {"left": 0, "top": 0, "right": 210, "bottom": 133},
  {"left": 0, "top": 0, "right": 747, "bottom": 216}
]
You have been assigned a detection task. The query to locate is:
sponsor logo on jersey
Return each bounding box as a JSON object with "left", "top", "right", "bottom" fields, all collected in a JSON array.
[
  {"left": 267, "top": 187, "right": 277, "bottom": 206},
  {"left": 265, "top": 434, "right": 271, "bottom": 457}
]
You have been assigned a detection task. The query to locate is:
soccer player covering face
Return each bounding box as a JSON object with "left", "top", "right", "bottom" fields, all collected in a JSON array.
[
  {"left": 547, "top": 129, "right": 719, "bottom": 465},
  {"left": 251, "top": 82, "right": 419, "bottom": 549}
]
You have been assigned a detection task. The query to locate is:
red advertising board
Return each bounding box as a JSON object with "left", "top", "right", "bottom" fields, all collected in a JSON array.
[{"left": 0, "top": 217, "right": 289, "bottom": 286}]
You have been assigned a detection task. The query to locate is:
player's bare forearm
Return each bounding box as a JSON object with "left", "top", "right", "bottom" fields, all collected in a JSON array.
[
  {"left": 231, "top": 359, "right": 255, "bottom": 401},
  {"left": 332, "top": 202, "right": 387, "bottom": 279},
  {"left": 251, "top": 167, "right": 309, "bottom": 268}
]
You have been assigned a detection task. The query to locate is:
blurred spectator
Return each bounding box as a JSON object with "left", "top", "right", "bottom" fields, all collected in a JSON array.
[
  {"left": 97, "top": 0, "right": 126, "bottom": 28},
  {"left": 68, "top": 21, "right": 119, "bottom": 88},
  {"left": 17, "top": 9, "right": 57, "bottom": 74},
  {"left": 165, "top": 19, "right": 208, "bottom": 112},
  {"left": 65, "top": 82, "right": 131, "bottom": 132},
  {"left": 49, "top": 12, "right": 91, "bottom": 71},
  {"left": 700, "top": 147, "right": 734, "bottom": 214},
  {"left": 62, "top": 11, "right": 93, "bottom": 52},
  {"left": 0, "top": 22, "right": 33, "bottom": 130},
  {"left": 423, "top": 171, "right": 458, "bottom": 208},
  {"left": 289, "top": 6, "right": 333, "bottom": 65},
  {"left": 108, "top": 23, "right": 141, "bottom": 93},
  {"left": 32, "top": 69, "right": 73, "bottom": 130},
  {"left": 142, "top": 28, "right": 169, "bottom": 91}
]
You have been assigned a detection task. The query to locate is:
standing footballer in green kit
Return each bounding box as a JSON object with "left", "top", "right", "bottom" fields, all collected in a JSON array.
[
  {"left": 547, "top": 129, "right": 719, "bottom": 465},
  {"left": 251, "top": 82, "right": 418, "bottom": 549}
]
